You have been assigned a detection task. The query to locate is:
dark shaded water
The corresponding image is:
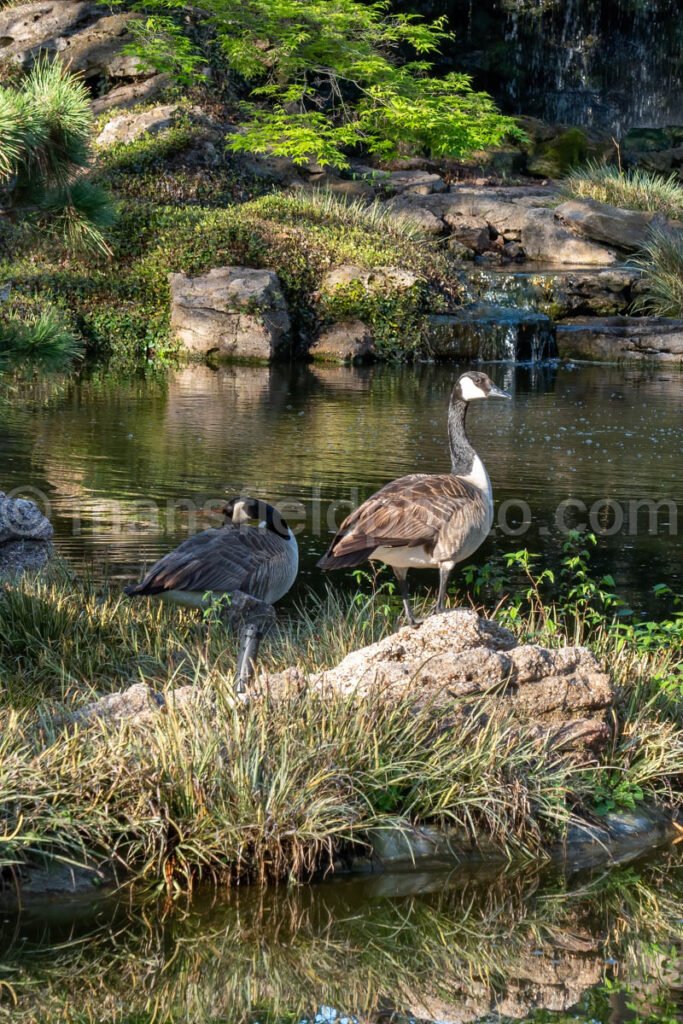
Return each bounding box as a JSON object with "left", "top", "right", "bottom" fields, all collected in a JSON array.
[
  {"left": 407, "top": 0, "right": 683, "bottom": 131},
  {"left": 1, "top": 362, "right": 682, "bottom": 614},
  {"left": 1, "top": 854, "right": 681, "bottom": 1023}
]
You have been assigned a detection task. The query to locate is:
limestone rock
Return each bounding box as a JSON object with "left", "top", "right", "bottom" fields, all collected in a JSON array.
[
  {"left": 543, "top": 267, "right": 641, "bottom": 317},
  {"left": 56, "top": 12, "right": 146, "bottom": 78},
  {"left": 264, "top": 609, "right": 613, "bottom": 754},
  {"left": 555, "top": 198, "right": 681, "bottom": 252},
  {"left": 311, "top": 320, "right": 376, "bottom": 364},
  {"left": 0, "top": 1, "right": 94, "bottom": 57},
  {"left": 384, "top": 187, "right": 618, "bottom": 264},
  {"left": 70, "top": 682, "right": 199, "bottom": 728},
  {"left": 96, "top": 104, "right": 181, "bottom": 147},
  {"left": 557, "top": 316, "right": 683, "bottom": 363},
  {"left": 520, "top": 207, "right": 617, "bottom": 264},
  {"left": 0, "top": 2, "right": 146, "bottom": 79},
  {"left": 320, "top": 264, "right": 419, "bottom": 295},
  {"left": 385, "top": 195, "right": 446, "bottom": 236},
  {"left": 91, "top": 74, "right": 172, "bottom": 116},
  {"left": 169, "top": 267, "right": 291, "bottom": 362},
  {"left": 0, "top": 491, "right": 53, "bottom": 544},
  {"left": 383, "top": 170, "right": 447, "bottom": 195},
  {"left": 464, "top": 266, "right": 643, "bottom": 319}
]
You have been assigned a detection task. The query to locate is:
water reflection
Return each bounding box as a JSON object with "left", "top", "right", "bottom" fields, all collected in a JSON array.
[
  {"left": 1, "top": 856, "right": 681, "bottom": 1023},
  {"left": 1, "top": 362, "right": 681, "bottom": 611}
]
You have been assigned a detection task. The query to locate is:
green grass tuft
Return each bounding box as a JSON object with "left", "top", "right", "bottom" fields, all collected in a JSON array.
[
  {"left": 0, "top": 307, "right": 83, "bottom": 370},
  {"left": 0, "top": 564, "right": 681, "bottom": 891},
  {"left": 561, "top": 161, "right": 683, "bottom": 219},
  {"left": 630, "top": 227, "right": 683, "bottom": 317}
]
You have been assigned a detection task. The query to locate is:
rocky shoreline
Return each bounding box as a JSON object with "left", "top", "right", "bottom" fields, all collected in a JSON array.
[{"left": 2, "top": 3, "right": 683, "bottom": 367}]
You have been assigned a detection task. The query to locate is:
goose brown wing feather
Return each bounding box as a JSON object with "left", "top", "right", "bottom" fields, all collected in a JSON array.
[
  {"left": 320, "top": 474, "right": 484, "bottom": 563},
  {"left": 127, "top": 525, "right": 289, "bottom": 599}
]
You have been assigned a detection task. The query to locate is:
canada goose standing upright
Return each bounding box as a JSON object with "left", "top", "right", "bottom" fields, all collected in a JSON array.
[
  {"left": 125, "top": 497, "right": 298, "bottom": 688},
  {"left": 317, "top": 371, "right": 510, "bottom": 624}
]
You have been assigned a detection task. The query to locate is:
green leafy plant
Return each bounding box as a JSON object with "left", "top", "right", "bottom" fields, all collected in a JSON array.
[{"left": 121, "top": 0, "right": 523, "bottom": 167}]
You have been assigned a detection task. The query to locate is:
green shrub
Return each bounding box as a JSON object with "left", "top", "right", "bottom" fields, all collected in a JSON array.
[
  {"left": 2, "top": 189, "right": 456, "bottom": 365},
  {"left": 122, "top": 0, "right": 522, "bottom": 168},
  {"left": 562, "top": 161, "right": 683, "bottom": 219},
  {"left": 630, "top": 228, "right": 683, "bottom": 317}
]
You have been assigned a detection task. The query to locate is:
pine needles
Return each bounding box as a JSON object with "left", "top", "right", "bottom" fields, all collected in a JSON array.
[{"left": 0, "top": 59, "right": 115, "bottom": 255}]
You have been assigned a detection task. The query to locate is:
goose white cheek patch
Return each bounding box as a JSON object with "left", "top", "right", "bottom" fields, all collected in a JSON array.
[{"left": 459, "top": 377, "right": 488, "bottom": 401}]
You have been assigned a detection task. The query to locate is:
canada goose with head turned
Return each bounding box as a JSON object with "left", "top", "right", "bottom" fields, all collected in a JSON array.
[
  {"left": 125, "top": 497, "right": 298, "bottom": 687},
  {"left": 317, "top": 371, "right": 510, "bottom": 624}
]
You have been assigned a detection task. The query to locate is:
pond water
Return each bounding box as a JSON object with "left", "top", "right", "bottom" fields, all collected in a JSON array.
[
  {"left": 1, "top": 853, "right": 681, "bottom": 1022},
  {"left": 1, "top": 361, "right": 682, "bottom": 614}
]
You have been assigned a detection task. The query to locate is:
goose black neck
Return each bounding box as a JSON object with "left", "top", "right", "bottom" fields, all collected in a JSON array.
[
  {"left": 263, "top": 503, "right": 290, "bottom": 538},
  {"left": 448, "top": 393, "right": 476, "bottom": 477}
]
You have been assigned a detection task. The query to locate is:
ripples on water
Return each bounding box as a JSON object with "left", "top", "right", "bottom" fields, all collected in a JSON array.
[
  {"left": 1, "top": 855, "right": 681, "bottom": 1023},
  {"left": 1, "top": 362, "right": 681, "bottom": 611}
]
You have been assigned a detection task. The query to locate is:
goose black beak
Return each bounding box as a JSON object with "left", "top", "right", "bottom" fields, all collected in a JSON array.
[{"left": 489, "top": 384, "right": 512, "bottom": 399}]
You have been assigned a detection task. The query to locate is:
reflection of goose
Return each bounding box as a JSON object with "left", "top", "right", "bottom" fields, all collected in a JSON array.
[
  {"left": 318, "top": 371, "right": 510, "bottom": 625},
  {"left": 125, "top": 498, "right": 298, "bottom": 687}
]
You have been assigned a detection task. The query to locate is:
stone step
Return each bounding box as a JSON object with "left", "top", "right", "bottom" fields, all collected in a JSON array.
[{"left": 557, "top": 316, "right": 683, "bottom": 363}]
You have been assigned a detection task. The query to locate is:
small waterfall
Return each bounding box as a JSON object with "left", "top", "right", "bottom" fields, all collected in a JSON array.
[
  {"left": 426, "top": 0, "right": 683, "bottom": 133},
  {"left": 435, "top": 266, "right": 558, "bottom": 364}
]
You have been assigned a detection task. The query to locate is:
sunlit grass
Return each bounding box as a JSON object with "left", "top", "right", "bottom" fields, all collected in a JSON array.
[
  {"left": 630, "top": 227, "right": 683, "bottom": 318},
  {"left": 561, "top": 161, "right": 683, "bottom": 219},
  {"left": 0, "top": 564, "right": 681, "bottom": 892}
]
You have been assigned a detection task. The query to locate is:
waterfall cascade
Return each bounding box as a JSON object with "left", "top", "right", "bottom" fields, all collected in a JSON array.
[{"left": 412, "top": 0, "right": 683, "bottom": 133}]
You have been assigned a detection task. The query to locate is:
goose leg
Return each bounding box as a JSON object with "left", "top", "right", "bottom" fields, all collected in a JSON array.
[
  {"left": 394, "top": 568, "right": 421, "bottom": 626},
  {"left": 432, "top": 564, "right": 453, "bottom": 615},
  {"left": 235, "top": 621, "right": 262, "bottom": 694}
]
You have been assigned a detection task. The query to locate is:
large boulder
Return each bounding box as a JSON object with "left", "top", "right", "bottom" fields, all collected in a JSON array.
[
  {"left": 557, "top": 316, "right": 683, "bottom": 363},
  {"left": 265, "top": 609, "right": 613, "bottom": 755},
  {"left": 311, "top": 320, "right": 376, "bottom": 364},
  {"left": 0, "top": 491, "right": 53, "bottom": 580},
  {"left": 0, "top": 491, "right": 53, "bottom": 544},
  {"left": 0, "top": 2, "right": 147, "bottom": 79},
  {"left": 385, "top": 187, "right": 619, "bottom": 264},
  {"left": 169, "top": 267, "right": 291, "bottom": 362},
  {"left": 555, "top": 198, "right": 682, "bottom": 252},
  {"left": 319, "top": 264, "right": 420, "bottom": 295},
  {"left": 382, "top": 170, "right": 447, "bottom": 195}
]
